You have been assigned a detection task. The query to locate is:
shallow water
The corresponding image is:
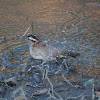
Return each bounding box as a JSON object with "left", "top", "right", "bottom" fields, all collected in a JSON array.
[
  {"left": 0, "top": 0, "right": 100, "bottom": 74},
  {"left": 0, "top": 0, "right": 100, "bottom": 99}
]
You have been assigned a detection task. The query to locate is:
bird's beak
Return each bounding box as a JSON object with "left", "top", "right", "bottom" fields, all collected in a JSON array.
[{"left": 27, "top": 36, "right": 29, "bottom": 40}]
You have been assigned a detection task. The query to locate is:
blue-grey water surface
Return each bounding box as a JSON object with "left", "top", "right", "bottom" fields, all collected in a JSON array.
[{"left": 0, "top": 0, "right": 99, "bottom": 75}]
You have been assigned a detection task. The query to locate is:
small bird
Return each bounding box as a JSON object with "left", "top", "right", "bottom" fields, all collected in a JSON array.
[{"left": 27, "top": 34, "right": 80, "bottom": 61}]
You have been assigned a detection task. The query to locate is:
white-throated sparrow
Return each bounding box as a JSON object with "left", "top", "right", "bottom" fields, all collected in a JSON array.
[{"left": 27, "top": 34, "right": 80, "bottom": 61}]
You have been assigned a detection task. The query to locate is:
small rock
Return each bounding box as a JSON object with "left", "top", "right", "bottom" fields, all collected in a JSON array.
[
  {"left": 0, "top": 86, "right": 6, "bottom": 94},
  {"left": 33, "top": 73, "right": 41, "bottom": 83}
]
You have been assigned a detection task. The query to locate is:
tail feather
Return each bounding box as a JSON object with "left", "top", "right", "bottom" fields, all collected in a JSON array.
[{"left": 61, "top": 51, "right": 80, "bottom": 58}]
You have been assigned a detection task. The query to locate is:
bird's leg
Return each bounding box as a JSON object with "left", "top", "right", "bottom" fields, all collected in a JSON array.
[
  {"left": 40, "top": 59, "right": 43, "bottom": 63},
  {"left": 55, "top": 57, "right": 64, "bottom": 65}
]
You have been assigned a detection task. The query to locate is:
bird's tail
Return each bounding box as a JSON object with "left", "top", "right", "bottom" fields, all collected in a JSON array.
[{"left": 60, "top": 51, "right": 80, "bottom": 58}]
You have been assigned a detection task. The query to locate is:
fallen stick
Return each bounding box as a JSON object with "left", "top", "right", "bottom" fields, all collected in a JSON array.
[
  {"left": 32, "top": 88, "right": 48, "bottom": 96},
  {"left": 20, "top": 24, "right": 31, "bottom": 38}
]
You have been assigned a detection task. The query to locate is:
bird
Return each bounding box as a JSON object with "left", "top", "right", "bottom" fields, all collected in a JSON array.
[{"left": 27, "top": 34, "right": 80, "bottom": 61}]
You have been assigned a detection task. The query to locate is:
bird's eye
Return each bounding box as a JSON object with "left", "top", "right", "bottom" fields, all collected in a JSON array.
[{"left": 67, "top": 52, "right": 71, "bottom": 54}]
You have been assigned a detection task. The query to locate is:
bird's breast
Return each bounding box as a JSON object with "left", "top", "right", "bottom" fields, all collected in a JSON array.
[{"left": 30, "top": 45, "right": 60, "bottom": 60}]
